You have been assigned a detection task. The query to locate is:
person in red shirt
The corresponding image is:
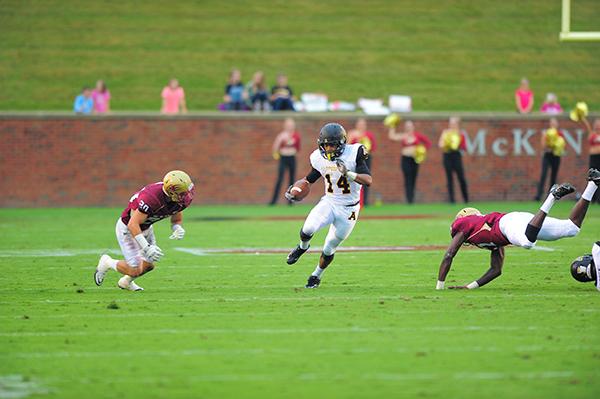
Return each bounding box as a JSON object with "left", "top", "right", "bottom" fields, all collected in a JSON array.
[
  {"left": 94, "top": 171, "right": 195, "bottom": 291},
  {"left": 583, "top": 118, "right": 600, "bottom": 203},
  {"left": 269, "top": 118, "right": 301, "bottom": 205},
  {"left": 438, "top": 117, "right": 469, "bottom": 203},
  {"left": 389, "top": 120, "right": 431, "bottom": 203},
  {"left": 436, "top": 169, "right": 600, "bottom": 290},
  {"left": 515, "top": 77, "right": 534, "bottom": 114},
  {"left": 348, "top": 118, "right": 376, "bottom": 205}
]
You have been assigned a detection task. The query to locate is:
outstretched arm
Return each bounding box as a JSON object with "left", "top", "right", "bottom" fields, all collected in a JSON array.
[
  {"left": 436, "top": 232, "right": 466, "bottom": 289},
  {"left": 449, "top": 246, "right": 505, "bottom": 289}
]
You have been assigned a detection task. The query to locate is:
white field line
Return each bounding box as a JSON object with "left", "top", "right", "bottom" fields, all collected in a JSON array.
[
  {"left": 1, "top": 307, "right": 598, "bottom": 320},
  {"left": 0, "top": 245, "right": 558, "bottom": 258},
  {"left": 0, "top": 292, "right": 589, "bottom": 306},
  {"left": 0, "top": 325, "right": 577, "bottom": 338},
  {"left": 39, "top": 371, "right": 576, "bottom": 383},
  {"left": 1, "top": 345, "right": 597, "bottom": 360}
]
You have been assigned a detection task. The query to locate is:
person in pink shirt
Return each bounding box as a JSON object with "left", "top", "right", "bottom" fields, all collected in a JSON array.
[
  {"left": 540, "top": 92, "right": 563, "bottom": 114},
  {"left": 515, "top": 77, "right": 534, "bottom": 114},
  {"left": 161, "top": 79, "right": 187, "bottom": 114},
  {"left": 91, "top": 80, "right": 111, "bottom": 114}
]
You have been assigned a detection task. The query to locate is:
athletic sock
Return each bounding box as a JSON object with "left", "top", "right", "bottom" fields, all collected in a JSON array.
[
  {"left": 312, "top": 266, "right": 325, "bottom": 278},
  {"left": 107, "top": 258, "right": 118, "bottom": 271},
  {"left": 120, "top": 275, "right": 133, "bottom": 284},
  {"left": 299, "top": 240, "right": 310, "bottom": 250},
  {"left": 540, "top": 194, "right": 556, "bottom": 214},
  {"left": 582, "top": 181, "right": 598, "bottom": 202}
]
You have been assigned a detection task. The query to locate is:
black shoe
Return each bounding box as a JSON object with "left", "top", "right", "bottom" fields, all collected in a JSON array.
[
  {"left": 305, "top": 275, "right": 320, "bottom": 288},
  {"left": 550, "top": 183, "right": 575, "bottom": 200},
  {"left": 286, "top": 245, "right": 309, "bottom": 265},
  {"left": 588, "top": 168, "right": 600, "bottom": 186}
]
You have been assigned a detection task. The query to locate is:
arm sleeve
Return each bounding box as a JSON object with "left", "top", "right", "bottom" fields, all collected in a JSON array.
[
  {"left": 355, "top": 146, "right": 371, "bottom": 175},
  {"left": 306, "top": 168, "right": 322, "bottom": 183}
]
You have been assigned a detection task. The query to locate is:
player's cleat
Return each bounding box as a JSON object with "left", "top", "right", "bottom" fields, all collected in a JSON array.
[
  {"left": 286, "top": 245, "right": 309, "bottom": 265},
  {"left": 305, "top": 275, "right": 321, "bottom": 288},
  {"left": 588, "top": 168, "right": 600, "bottom": 186},
  {"left": 94, "top": 254, "right": 112, "bottom": 286},
  {"left": 550, "top": 183, "right": 575, "bottom": 200},
  {"left": 118, "top": 276, "right": 144, "bottom": 291}
]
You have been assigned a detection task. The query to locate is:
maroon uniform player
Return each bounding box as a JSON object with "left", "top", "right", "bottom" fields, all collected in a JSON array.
[
  {"left": 94, "top": 170, "right": 194, "bottom": 291},
  {"left": 436, "top": 169, "right": 600, "bottom": 290}
]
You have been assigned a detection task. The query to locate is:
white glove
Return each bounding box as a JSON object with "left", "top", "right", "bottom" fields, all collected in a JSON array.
[
  {"left": 169, "top": 224, "right": 185, "bottom": 240},
  {"left": 135, "top": 234, "right": 164, "bottom": 262},
  {"left": 142, "top": 244, "right": 164, "bottom": 262},
  {"left": 336, "top": 159, "right": 348, "bottom": 175},
  {"left": 284, "top": 185, "right": 299, "bottom": 202}
]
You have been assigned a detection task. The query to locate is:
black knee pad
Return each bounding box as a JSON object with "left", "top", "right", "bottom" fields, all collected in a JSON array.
[
  {"left": 321, "top": 252, "right": 334, "bottom": 263},
  {"left": 525, "top": 224, "right": 541, "bottom": 243},
  {"left": 300, "top": 229, "right": 313, "bottom": 241}
]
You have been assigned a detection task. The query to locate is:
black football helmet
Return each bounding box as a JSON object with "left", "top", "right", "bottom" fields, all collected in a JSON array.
[
  {"left": 318, "top": 123, "right": 347, "bottom": 161},
  {"left": 570, "top": 254, "right": 596, "bottom": 283}
]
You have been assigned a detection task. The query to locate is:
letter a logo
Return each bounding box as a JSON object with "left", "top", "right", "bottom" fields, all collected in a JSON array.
[{"left": 348, "top": 211, "right": 356, "bottom": 221}]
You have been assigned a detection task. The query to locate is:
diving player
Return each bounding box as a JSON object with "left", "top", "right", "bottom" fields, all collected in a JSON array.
[
  {"left": 94, "top": 170, "right": 195, "bottom": 291},
  {"left": 285, "top": 123, "right": 372, "bottom": 288},
  {"left": 435, "top": 168, "right": 600, "bottom": 290},
  {"left": 570, "top": 241, "right": 600, "bottom": 292}
]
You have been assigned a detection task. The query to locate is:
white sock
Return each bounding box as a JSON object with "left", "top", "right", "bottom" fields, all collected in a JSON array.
[
  {"left": 120, "top": 275, "right": 133, "bottom": 284},
  {"left": 540, "top": 194, "right": 555, "bottom": 214},
  {"left": 299, "top": 240, "right": 310, "bottom": 250},
  {"left": 107, "top": 258, "right": 118, "bottom": 271},
  {"left": 582, "top": 182, "right": 598, "bottom": 202},
  {"left": 312, "top": 266, "right": 325, "bottom": 278}
]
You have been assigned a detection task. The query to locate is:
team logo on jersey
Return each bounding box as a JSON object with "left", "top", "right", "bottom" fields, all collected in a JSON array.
[{"left": 348, "top": 211, "right": 356, "bottom": 221}]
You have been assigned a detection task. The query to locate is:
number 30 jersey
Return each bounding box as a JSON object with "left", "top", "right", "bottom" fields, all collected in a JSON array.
[{"left": 309, "top": 143, "right": 369, "bottom": 206}]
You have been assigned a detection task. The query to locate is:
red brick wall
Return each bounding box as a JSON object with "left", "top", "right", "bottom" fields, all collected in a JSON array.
[{"left": 0, "top": 114, "right": 593, "bottom": 207}]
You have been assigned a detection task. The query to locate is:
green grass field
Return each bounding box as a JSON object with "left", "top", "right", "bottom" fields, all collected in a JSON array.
[
  {"left": 1, "top": 1, "right": 599, "bottom": 111},
  {"left": 1, "top": 202, "right": 599, "bottom": 398}
]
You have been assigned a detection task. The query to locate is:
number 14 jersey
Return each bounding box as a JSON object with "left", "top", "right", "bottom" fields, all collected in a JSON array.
[{"left": 310, "top": 143, "right": 367, "bottom": 206}]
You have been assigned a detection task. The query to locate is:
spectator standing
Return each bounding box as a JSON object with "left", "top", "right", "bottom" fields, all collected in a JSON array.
[
  {"left": 74, "top": 87, "right": 94, "bottom": 114},
  {"left": 348, "top": 118, "right": 377, "bottom": 205},
  {"left": 534, "top": 118, "right": 566, "bottom": 200},
  {"left": 515, "top": 78, "right": 534, "bottom": 114},
  {"left": 161, "top": 79, "right": 187, "bottom": 114},
  {"left": 246, "top": 71, "right": 270, "bottom": 111},
  {"left": 270, "top": 74, "right": 295, "bottom": 111},
  {"left": 388, "top": 120, "right": 431, "bottom": 204},
  {"left": 224, "top": 69, "right": 247, "bottom": 111},
  {"left": 92, "top": 80, "right": 111, "bottom": 114},
  {"left": 269, "top": 118, "right": 301, "bottom": 205},
  {"left": 583, "top": 118, "right": 600, "bottom": 203},
  {"left": 438, "top": 117, "right": 469, "bottom": 203},
  {"left": 540, "top": 93, "right": 563, "bottom": 114}
]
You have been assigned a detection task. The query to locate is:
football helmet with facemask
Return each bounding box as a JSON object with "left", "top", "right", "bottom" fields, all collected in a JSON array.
[
  {"left": 570, "top": 254, "right": 596, "bottom": 283},
  {"left": 162, "top": 170, "right": 195, "bottom": 204},
  {"left": 318, "top": 123, "right": 347, "bottom": 161}
]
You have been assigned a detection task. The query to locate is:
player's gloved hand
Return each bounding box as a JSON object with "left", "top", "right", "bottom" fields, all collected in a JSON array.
[
  {"left": 169, "top": 224, "right": 185, "bottom": 240},
  {"left": 336, "top": 159, "right": 348, "bottom": 176},
  {"left": 284, "top": 185, "right": 298, "bottom": 202},
  {"left": 142, "top": 244, "right": 164, "bottom": 262}
]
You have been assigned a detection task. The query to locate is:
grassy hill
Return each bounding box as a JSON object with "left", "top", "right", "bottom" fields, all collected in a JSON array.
[{"left": 0, "top": 0, "right": 599, "bottom": 111}]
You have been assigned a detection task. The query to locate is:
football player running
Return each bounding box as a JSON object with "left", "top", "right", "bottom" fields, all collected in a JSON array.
[
  {"left": 436, "top": 168, "right": 600, "bottom": 290},
  {"left": 285, "top": 123, "right": 372, "bottom": 288},
  {"left": 94, "top": 170, "right": 195, "bottom": 291},
  {"left": 569, "top": 241, "right": 600, "bottom": 292}
]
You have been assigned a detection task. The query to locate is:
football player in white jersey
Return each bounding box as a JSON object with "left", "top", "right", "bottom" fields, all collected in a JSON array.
[{"left": 285, "top": 123, "right": 372, "bottom": 288}]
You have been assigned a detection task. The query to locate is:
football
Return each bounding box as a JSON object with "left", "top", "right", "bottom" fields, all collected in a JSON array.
[{"left": 289, "top": 179, "right": 310, "bottom": 201}]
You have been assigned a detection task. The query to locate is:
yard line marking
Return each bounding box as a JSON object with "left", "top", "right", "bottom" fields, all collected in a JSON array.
[
  {"left": 0, "top": 325, "right": 577, "bottom": 338},
  {"left": 1, "top": 346, "right": 596, "bottom": 359},
  {"left": 40, "top": 370, "right": 576, "bottom": 383},
  {"left": 0, "top": 292, "right": 589, "bottom": 306},
  {"left": 1, "top": 307, "right": 597, "bottom": 320}
]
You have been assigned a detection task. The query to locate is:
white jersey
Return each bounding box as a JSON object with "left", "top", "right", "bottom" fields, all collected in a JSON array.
[{"left": 310, "top": 143, "right": 364, "bottom": 206}]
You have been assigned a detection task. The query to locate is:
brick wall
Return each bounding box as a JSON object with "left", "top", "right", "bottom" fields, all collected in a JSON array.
[{"left": 0, "top": 113, "right": 594, "bottom": 207}]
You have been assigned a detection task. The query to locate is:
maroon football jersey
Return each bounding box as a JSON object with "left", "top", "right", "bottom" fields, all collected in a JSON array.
[
  {"left": 120, "top": 182, "right": 193, "bottom": 231},
  {"left": 451, "top": 212, "right": 510, "bottom": 250}
]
